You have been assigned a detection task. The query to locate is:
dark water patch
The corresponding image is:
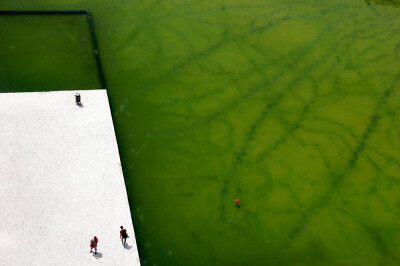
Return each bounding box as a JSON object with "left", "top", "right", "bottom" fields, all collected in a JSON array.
[
  {"left": 0, "top": 12, "right": 103, "bottom": 92},
  {"left": 365, "top": 0, "right": 400, "bottom": 8}
]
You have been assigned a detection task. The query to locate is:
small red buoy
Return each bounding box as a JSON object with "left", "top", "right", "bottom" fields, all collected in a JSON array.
[{"left": 235, "top": 199, "right": 239, "bottom": 204}]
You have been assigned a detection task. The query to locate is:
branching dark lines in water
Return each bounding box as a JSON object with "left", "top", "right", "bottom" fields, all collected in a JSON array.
[
  {"left": 345, "top": 76, "right": 399, "bottom": 171},
  {"left": 366, "top": 146, "right": 400, "bottom": 166},
  {"left": 146, "top": 8, "right": 364, "bottom": 137},
  {"left": 132, "top": 4, "right": 350, "bottom": 101},
  {"left": 218, "top": 12, "right": 378, "bottom": 218},
  {"left": 133, "top": 14, "right": 296, "bottom": 98},
  {"left": 254, "top": 68, "right": 337, "bottom": 165},
  {"left": 119, "top": 4, "right": 273, "bottom": 30},
  {"left": 254, "top": 21, "right": 393, "bottom": 165},
  {"left": 288, "top": 73, "right": 400, "bottom": 239}
]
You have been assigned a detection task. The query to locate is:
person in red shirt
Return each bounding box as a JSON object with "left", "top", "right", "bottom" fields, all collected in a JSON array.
[
  {"left": 90, "top": 236, "right": 99, "bottom": 254},
  {"left": 120, "top": 226, "right": 129, "bottom": 247}
]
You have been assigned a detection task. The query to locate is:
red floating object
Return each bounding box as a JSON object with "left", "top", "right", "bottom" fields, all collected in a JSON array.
[{"left": 235, "top": 199, "right": 239, "bottom": 204}]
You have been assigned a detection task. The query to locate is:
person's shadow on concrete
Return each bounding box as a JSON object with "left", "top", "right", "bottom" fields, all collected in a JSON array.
[
  {"left": 123, "top": 243, "right": 132, "bottom": 250},
  {"left": 93, "top": 252, "right": 103, "bottom": 259}
]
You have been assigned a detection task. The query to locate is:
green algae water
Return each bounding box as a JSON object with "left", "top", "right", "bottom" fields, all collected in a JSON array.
[
  {"left": 0, "top": 14, "right": 101, "bottom": 92},
  {"left": 1, "top": 0, "right": 400, "bottom": 265}
]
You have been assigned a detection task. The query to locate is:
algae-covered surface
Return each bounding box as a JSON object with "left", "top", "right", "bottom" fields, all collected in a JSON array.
[
  {"left": 1, "top": 0, "right": 400, "bottom": 265},
  {"left": 0, "top": 14, "right": 100, "bottom": 92}
]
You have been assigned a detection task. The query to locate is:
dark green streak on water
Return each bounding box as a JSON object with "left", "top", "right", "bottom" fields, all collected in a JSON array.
[{"left": 1, "top": 0, "right": 400, "bottom": 265}]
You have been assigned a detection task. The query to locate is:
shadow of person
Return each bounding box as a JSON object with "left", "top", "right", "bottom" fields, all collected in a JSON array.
[
  {"left": 93, "top": 252, "right": 103, "bottom": 259},
  {"left": 124, "top": 243, "right": 132, "bottom": 250}
]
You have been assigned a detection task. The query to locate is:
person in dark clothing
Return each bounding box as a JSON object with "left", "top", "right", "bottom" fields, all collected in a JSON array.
[{"left": 120, "top": 226, "right": 129, "bottom": 246}]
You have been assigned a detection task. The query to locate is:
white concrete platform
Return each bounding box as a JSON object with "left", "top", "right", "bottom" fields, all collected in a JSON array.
[{"left": 0, "top": 90, "right": 140, "bottom": 265}]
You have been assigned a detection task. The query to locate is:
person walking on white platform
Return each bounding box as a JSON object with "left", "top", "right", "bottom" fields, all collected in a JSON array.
[{"left": 120, "top": 226, "right": 129, "bottom": 247}]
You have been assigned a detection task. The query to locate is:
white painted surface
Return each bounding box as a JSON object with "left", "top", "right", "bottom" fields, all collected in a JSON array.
[{"left": 0, "top": 90, "right": 140, "bottom": 266}]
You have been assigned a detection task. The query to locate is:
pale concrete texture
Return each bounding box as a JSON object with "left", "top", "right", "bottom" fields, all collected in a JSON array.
[{"left": 0, "top": 90, "right": 140, "bottom": 265}]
